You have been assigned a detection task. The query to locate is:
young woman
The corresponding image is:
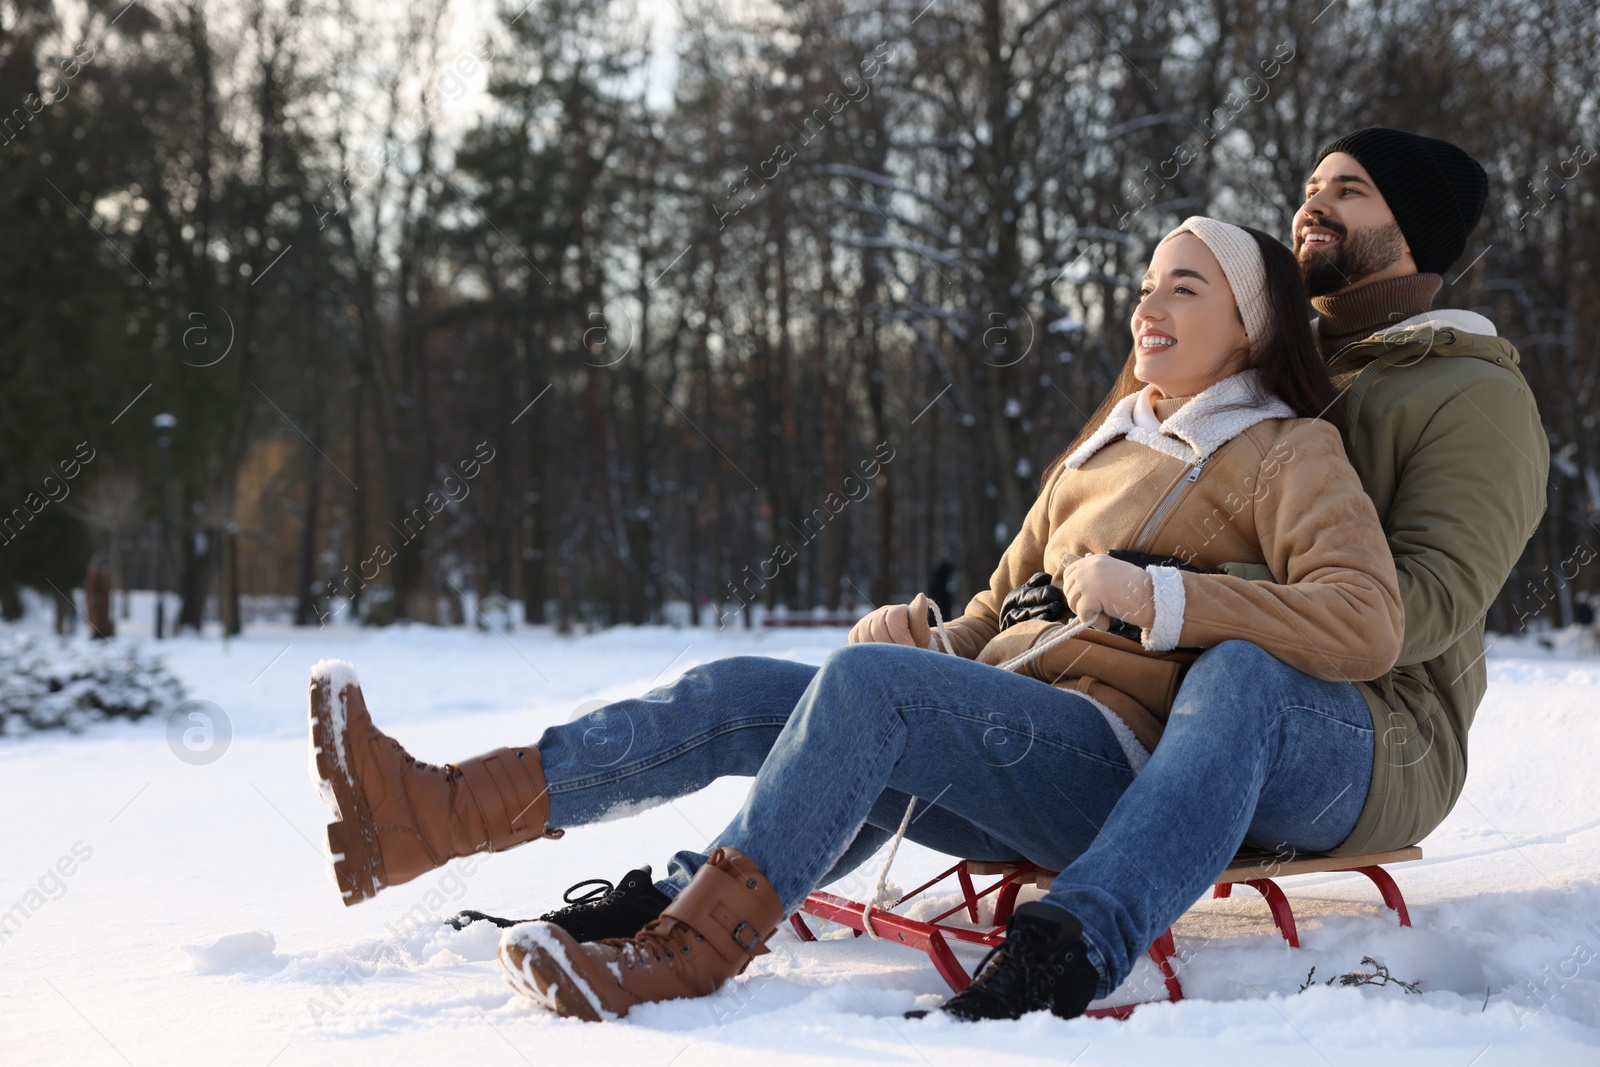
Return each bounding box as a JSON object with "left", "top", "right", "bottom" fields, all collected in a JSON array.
[{"left": 307, "top": 216, "right": 1402, "bottom": 1022}]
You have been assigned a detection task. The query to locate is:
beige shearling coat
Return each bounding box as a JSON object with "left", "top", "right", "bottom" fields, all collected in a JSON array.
[{"left": 937, "top": 370, "right": 1404, "bottom": 755}]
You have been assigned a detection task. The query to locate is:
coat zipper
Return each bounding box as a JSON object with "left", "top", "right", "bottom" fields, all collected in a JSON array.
[{"left": 1131, "top": 455, "right": 1208, "bottom": 552}]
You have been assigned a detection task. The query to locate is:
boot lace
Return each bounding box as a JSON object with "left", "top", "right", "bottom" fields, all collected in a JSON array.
[
  {"left": 389, "top": 739, "right": 454, "bottom": 777},
  {"left": 606, "top": 916, "right": 700, "bottom": 967},
  {"left": 535, "top": 878, "right": 615, "bottom": 920},
  {"left": 450, "top": 875, "right": 635, "bottom": 931}
]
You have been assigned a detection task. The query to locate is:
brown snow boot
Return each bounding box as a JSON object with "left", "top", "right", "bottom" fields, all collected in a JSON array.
[
  {"left": 498, "top": 846, "right": 782, "bottom": 1020},
  {"left": 307, "top": 658, "right": 563, "bottom": 905}
]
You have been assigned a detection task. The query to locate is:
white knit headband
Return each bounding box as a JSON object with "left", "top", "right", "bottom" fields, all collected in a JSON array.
[{"left": 1156, "top": 216, "right": 1270, "bottom": 355}]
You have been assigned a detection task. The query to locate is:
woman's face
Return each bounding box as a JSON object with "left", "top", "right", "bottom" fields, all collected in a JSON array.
[{"left": 1130, "top": 233, "right": 1250, "bottom": 398}]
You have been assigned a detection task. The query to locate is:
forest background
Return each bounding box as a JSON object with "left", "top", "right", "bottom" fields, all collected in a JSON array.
[{"left": 0, "top": 0, "right": 1593, "bottom": 637}]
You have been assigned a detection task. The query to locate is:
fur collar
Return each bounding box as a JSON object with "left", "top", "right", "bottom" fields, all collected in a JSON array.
[
  {"left": 1311, "top": 308, "right": 1499, "bottom": 340},
  {"left": 1063, "top": 369, "right": 1294, "bottom": 469},
  {"left": 1376, "top": 308, "right": 1498, "bottom": 338}
]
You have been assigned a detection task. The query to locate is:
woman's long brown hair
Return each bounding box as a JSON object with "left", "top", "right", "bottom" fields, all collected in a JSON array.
[{"left": 1037, "top": 224, "right": 1349, "bottom": 490}]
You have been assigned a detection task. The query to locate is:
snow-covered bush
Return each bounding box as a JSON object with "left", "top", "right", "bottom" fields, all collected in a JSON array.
[{"left": 0, "top": 630, "right": 185, "bottom": 735}]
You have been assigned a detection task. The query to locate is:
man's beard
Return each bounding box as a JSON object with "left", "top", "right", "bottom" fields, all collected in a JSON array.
[{"left": 1296, "top": 218, "right": 1408, "bottom": 297}]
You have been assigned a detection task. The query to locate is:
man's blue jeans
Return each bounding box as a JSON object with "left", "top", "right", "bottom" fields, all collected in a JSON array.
[{"left": 537, "top": 639, "right": 1373, "bottom": 998}]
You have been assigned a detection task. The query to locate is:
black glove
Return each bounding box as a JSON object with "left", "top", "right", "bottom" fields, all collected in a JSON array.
[{"left": 998, "top": 571, "right": 1067, "bottom": 631}]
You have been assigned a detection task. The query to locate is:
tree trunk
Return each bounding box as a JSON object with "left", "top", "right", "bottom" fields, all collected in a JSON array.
[
  {"left": 0, "top": 581, "right": 21, "bottom": 622},
  {"left": 111, "top": 524, "right": 128, "bottom": 620},
  {"left": 220, "top": 524, "right": 240, "bottom": 636},
  {"left": 177, "top": 524, "right": 209, "bottom": 632},
  {"left": 294, "top": 438, "right": 323, "bottom": 627},
  {"left": 349, "top": 380, "right": 366, "bottom": 619}
]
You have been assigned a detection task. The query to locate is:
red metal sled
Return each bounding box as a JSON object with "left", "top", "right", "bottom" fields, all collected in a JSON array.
[{"left": 789, "top": 845, "right": 1421, "bottom": 1017}]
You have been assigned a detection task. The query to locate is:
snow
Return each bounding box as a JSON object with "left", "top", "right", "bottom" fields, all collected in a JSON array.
[
  {"left": 1, "top": 619, "right": 1598, "bottom": 1065},
  {"left": 180, "top": 929, "right": 284, "bottom": 976},
  {"left": 308, "top": 657, "right": 360, "bottom": 779}
]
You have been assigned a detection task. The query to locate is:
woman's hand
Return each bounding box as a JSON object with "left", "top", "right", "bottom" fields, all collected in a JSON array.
[
  {"left": 1060, "top": 553, "right": 1155, "bottom": 631},
  {"left": 848, "top": 592, "right": 934, "bottom": 647}
]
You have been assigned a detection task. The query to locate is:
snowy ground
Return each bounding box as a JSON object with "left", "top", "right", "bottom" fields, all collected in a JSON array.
[{"left": 3, "top": 613, "right": 1598, "bottom": 1066}]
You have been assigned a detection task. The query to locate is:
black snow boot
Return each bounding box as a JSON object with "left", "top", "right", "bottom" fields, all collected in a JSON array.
[
  {"left": 907, "top": 902, "right": 1103, "bottom": 1021},
  {"left": 447, "top": 865, "right": 672, "bottom": 942}
]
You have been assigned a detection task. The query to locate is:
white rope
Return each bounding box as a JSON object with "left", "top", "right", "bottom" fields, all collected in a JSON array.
[
  {"left": 860, "top": 791, "right": 919, "bottom": 940},
  {"left": 994, "top": 613, "right": 1098, "bottom": 674},
  {"left": 858, "top": 597, "right": 1097, "bottom": 935},
  {"left": 930, "top": 592, "right": 1100, "bottom": 674},
  {"left": 928, "top": 596, "right": 956, "bottom": 655}
]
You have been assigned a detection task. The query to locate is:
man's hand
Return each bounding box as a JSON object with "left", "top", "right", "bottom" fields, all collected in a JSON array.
[
  {"left": 1061, "top": 553, "right": 1155, "bottom": 631},
  {"left": 848, "top": 592, "right": 934, "bottom": 647},
  {"left": 999, "top": 571, "right": 1067, "bottom": 630}
]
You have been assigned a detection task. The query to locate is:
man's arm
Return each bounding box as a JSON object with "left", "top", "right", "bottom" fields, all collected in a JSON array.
[{"left": 1383, "top": 375, "right": 1547, "bottom": 664}]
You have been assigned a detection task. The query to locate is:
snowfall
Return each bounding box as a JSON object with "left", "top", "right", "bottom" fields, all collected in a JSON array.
[{"left": 3, "top": 597, "right": 1598, "bottom": 1067}]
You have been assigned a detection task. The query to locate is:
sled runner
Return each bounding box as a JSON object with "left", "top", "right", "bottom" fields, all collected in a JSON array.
[{"left": 789, "top": 845, "right": 1421, "bottom": 1018}]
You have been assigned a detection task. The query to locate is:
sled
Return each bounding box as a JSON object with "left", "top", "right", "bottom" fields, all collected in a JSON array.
[{"left": 788, "top": 844, "right": 1422, "bottom": 1018}]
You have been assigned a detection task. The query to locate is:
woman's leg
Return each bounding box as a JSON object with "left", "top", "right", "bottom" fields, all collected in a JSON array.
[
  {"left": 1036, "top": 639, "right": 1375, "bottom": 997},
  {"left": 498, "top": 641, "right": 1136, "bottom": 1018},
  {"left": 309, "top": 653, "right": 824, "bottom": 904},
  {"left": 703, "top": 642, "right": 1141, "bottom": 913},
  {"left": 660, "top": 786, "right": 1025, "bottom": 899},
  {"left": 538, "top": 654, "right": 821, "bottom": 827},
  {"left": 545, "top": 653, "right": 1025, "bottom": 898},
  {"left": 527, "top": 651, "right": 1022, "bottom": 953}
]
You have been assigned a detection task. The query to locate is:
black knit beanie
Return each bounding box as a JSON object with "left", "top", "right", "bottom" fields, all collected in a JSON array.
[{"left": 1314, "top": 128, "right": 1489, "bottom": 274}]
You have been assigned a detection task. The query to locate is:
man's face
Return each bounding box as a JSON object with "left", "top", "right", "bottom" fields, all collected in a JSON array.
[{"left": 1293, "top": 152, "right": 1414, "bottom": 297}]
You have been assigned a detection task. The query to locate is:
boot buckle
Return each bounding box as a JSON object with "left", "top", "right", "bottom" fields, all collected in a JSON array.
[{"left": 730, "top": 921, "right": 763, "bottom": 952}]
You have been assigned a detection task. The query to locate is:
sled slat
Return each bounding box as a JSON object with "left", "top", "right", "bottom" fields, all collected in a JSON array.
[
  {"left": 1212, "top": 845, "right": 1422, "bottom": 884},
  {"left": 977, "top": 845, "right": 1425, "bottom": 889}
]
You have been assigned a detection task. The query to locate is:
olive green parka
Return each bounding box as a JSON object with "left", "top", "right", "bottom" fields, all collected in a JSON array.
[{"left": 1269, "top": 309, "right": 1547, "bottom": 856}]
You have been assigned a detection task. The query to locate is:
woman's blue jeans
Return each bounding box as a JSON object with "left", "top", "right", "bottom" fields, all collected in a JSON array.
[{"left": 537, "top": 639, "right": 1373, "bottom": 999}]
